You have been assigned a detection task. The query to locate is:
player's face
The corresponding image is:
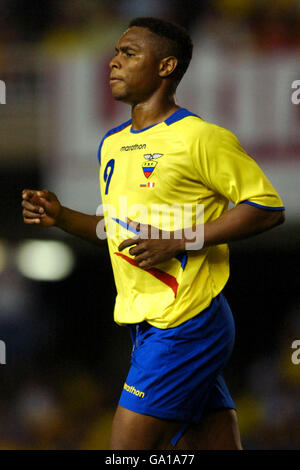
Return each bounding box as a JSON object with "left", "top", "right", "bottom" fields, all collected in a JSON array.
[{"left": 109, "top": 27, "right": 162, "bottom": 104}]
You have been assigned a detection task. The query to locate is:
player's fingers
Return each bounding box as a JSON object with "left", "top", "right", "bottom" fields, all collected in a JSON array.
[
  {"left": 128, "top": 244, "right": 146, "bottom": 256},
  {"left": 23, "top": 209, "right": 42, "bottom": 219},
  {"left": 22, "top": 200, "right": 43, "bottom": 213},
  {"left": 35, "top": 197, "right": 51, "bottom": 210},
  {"left": 22, "top": 189, "right": 52, "bottom": 206},
  {"left": 29, "top": 197, "right": 51, "bottom": 212},
  {"left": 36, "top": 190, "right": 52, "bottom": 201},
  {"left": 23, "top": 217, "right": 41, "bottom": 224},
  {"left": 138, "top": 257, "right": 153, "bottom": 269},
  {"left": 134, "top": 251, "right": 151, "bottom": 264},
  {"left": 22, "top": 189, "right": 37, "bottom": 200},
  {"left": 118, "top": 236, "right": 140, "bottom": 251}
]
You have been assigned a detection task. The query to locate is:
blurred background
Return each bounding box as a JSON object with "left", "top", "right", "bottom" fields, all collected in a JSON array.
[{"left": 0, "top": 0, "right": 300, "bottom": 450}]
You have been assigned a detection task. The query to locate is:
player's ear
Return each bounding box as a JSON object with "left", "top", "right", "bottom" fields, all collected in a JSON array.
[{"left": 158, "top": 56, "right": 178, "bottom": 78}]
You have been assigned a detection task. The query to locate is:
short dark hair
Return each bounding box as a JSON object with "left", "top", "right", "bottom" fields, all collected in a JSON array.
[{"left": 129, "top": 17, "right": 193, "bottom": 84}]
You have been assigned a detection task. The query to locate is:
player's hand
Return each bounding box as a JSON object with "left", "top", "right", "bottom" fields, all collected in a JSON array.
[
  {"left": 118, "top": 218, "right": 184, "bottom": 269},
  {"left": 22, "top": 189, "right": 62, "bottom": 228}
]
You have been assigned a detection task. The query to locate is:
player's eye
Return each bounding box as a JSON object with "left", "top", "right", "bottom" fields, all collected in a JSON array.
[{"left": 113, "top": 49, "right": 135, "bottom": 57}]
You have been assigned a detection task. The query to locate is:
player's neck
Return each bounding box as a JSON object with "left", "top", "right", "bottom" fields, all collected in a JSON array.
[{"left": 131, "top": 92, "right": 180, "bottom": 131}]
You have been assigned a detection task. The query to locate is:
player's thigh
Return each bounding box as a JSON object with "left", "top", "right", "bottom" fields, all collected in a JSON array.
[
  {"left": 176, "top": 408, "right": 242, "bottom": 450},
  {"left": 109, "top": 405, "right": 183, "bottom": 450}
]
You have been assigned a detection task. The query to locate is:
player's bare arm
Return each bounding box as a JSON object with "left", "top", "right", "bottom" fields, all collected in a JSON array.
[
  {"left": 201, "top": 201, "right": 285, "bottom": 248},
  {"left": 118, "top": 203, "right": 285, "bottom": 270},
  {"left": 22, "top": 189, "right": 104, "bottom": 246}
]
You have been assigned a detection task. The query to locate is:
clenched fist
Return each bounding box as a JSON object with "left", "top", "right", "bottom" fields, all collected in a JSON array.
[{"left": 22, "top": 189, "right": 62, "bottom": 228}]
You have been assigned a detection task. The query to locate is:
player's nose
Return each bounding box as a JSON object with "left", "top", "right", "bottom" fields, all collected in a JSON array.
[{"left": 109, "top": 55, "right": 121, "bottom": 70}]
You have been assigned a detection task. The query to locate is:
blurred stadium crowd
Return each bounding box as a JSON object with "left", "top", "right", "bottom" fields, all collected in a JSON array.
[
  {"left": 0, "top": 0, "right": 300, "bottom": 49},
  {"left": 0, "top": 0, "right": 300, "bottom": 450}
]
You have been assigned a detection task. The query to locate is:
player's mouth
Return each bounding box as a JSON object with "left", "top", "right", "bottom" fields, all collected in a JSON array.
[{"left": 110, "top": 76, "right": 124, "bottom": 84}]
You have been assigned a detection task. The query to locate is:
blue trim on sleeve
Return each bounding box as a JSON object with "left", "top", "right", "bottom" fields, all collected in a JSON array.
[
  {"left": 97, "top": 119, "right": 132, "bottom": 166},
  {"left": 241, "top": 200, "right": 285, "bottom": 211}
]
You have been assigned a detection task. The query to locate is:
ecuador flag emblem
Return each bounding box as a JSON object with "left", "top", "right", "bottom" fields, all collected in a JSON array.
[{"left": 142, "top": 161, "right": 157, "bottom": 179}]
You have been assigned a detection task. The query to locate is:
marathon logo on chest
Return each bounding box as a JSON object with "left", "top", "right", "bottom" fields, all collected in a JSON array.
[{"left": 120, "top": 143, "right": 146, "bottom": 151}]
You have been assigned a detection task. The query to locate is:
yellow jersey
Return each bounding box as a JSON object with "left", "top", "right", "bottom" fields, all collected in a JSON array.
[{"left": 98, "top": 108, "right": 284, "bottom": 328}]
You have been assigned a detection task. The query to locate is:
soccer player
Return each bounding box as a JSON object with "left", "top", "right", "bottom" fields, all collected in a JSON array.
[{"left": 22, "top": 17, "right": 285, "bottom": 450}]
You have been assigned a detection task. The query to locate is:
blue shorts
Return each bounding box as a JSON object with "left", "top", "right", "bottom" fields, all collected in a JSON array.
[{"left": 118, "top": 292, "right": 236, "bottom": 446}]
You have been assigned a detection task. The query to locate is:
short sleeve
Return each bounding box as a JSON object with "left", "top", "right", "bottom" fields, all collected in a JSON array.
[{"left": 193, "top": 125, "right": 285, "bottom": 210}]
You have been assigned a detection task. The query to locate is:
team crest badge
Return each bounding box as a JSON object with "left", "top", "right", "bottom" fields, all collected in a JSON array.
[{"left": 142, "top": 153, "right": 163, "bottom": 179}]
